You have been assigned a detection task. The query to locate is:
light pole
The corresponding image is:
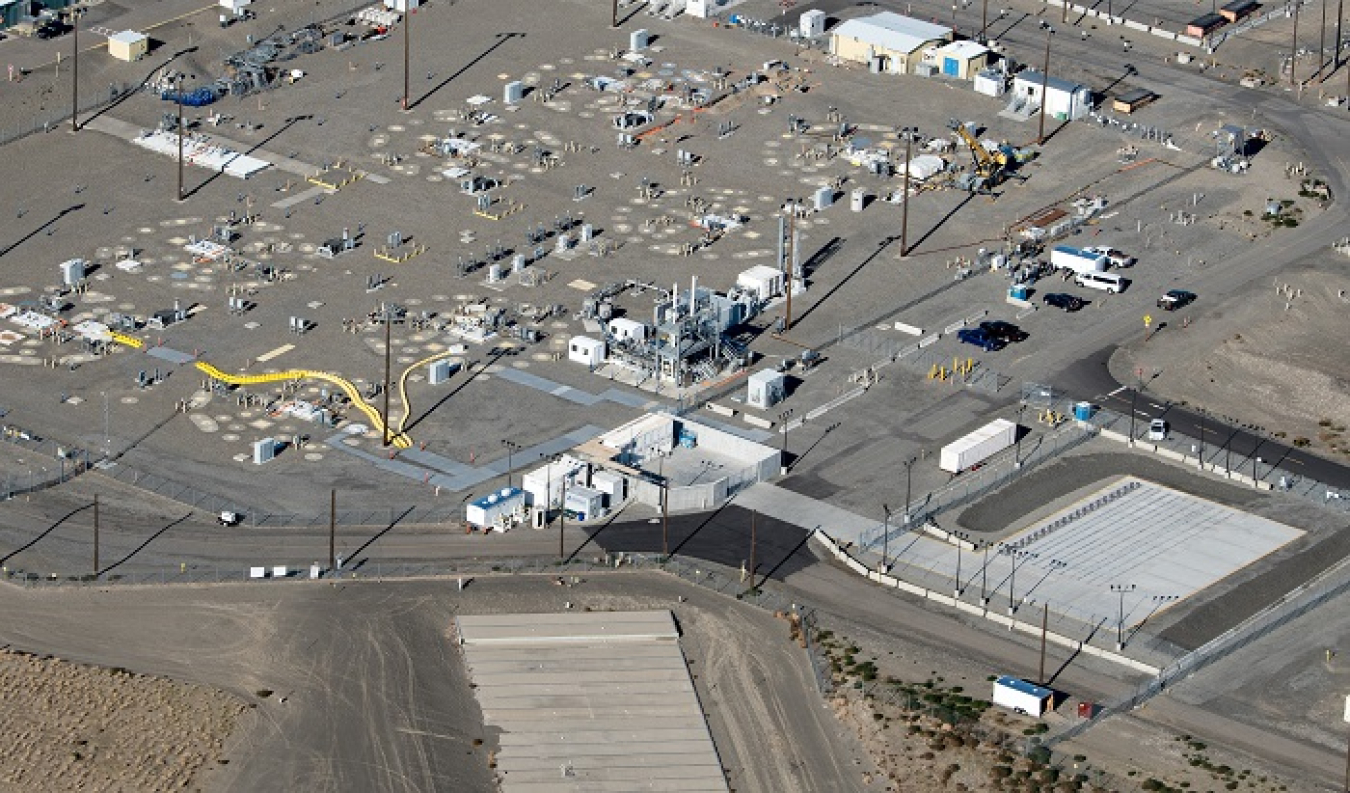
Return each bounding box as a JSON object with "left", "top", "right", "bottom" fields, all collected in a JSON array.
[
  {"left": 612, "top": 0, "right": 619, "bottom": 27},
  {"left": 881, "top": 504, "right": 891, "bottom": 572},
  {"left": 1198, "top": 407, "right": 1207, "bottom": 468},
  {"left": 901, "top": 454, "right": 919, "bottom": 526},
  {"left": 402, "top": 4, "right": 411, "bottom": 110},
  {"left": 980, "top": 542, "right": 990, "bottom": 605},
  {"left": 953, "top": 531, "right": 968, "bottom": 597},
  {"left": 659, "top": 454, "right": 669, "bottom": 558},
  {"left": 1037, "top": 22, "right": 1055, "bottom": 146},
  {"left": 382, "top": 307, "right": 392, "bottom": 446},
  {"left": 1111, "top": 583, "right": 1136, "bottom": 650},
  {"left": 71, "top": 6, "right": 83, "bottom": 132},
  {"left": 1014, "top": 403, "right": 1026, "bottom": 467},
  {"left": 502, "top": 440, "right": 520, "bottom": 488},
  {"left": 898, "top": 126, "right": 919, "bottom": 256},
  {"left": 981, "top": 0, "right": 988, "bottom": 41},
  {"left": 1007, "top": 548, "right": 1035, "bottom": 615},
  {"left": 176, "top": 73, "right": 185, "bottom": 201},
  {"left": 778, "top": 408, "right": 794, "bottom": 474}
]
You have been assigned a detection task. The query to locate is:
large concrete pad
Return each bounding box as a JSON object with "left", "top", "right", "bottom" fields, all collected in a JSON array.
[{"left": 458, "top": 610, "right": 727, "bottom": 792}]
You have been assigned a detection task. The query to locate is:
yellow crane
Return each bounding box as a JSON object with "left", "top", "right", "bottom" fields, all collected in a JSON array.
[{"left": 947, "top": 118, "right": 1008, "bottom": 192}]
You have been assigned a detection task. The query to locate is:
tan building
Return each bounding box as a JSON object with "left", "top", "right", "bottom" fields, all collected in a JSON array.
[
  {"left": 830, "top": 12, "right": 951, "bottom": 75},
  {"left": 107, "top": 30, "right": 148, "bottom": 63},
  {"left": 932, "top": 40, "right": 992, "bottom": 79}
]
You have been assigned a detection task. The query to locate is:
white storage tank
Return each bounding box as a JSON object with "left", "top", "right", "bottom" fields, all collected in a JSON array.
[
  {"left": 504, "top": 80, "right": 524, "bottom": 104},
  {"left": 850, "top": 188, "right": 866, "bottom": 212},
  {"left": 746, "top": 369, "right": 786, "bottom": 409},
  {"left": 800, "top": 9, "right": 826, "bottom": 37},
  {"left": 939, "top": 418, "right": 1018, "bottom": 473},
  {"left": 813, "top": 185, "right": 833, "bottom": 211},
  {"left": 568, "top": 335, "right": 606, "bottom": 367},
  {"left": 252, "top": 437, "right": 276, "bottom": 465},
  {"left": 428, "top": 358, "right": 460, "bottom": 385},
  {"left": 630, "top": 29, "right": 650, "bottom": 50}
]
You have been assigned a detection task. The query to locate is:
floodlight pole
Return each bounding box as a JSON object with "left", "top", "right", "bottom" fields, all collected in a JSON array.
[
  {"left": 748, "top": 509, "right": 757, "bottom": 590},
  {"left": 402, "top": 6, "right": 411, "bottom": 110},
  {"left": 1037, "top": 25, "right": 1054, "bottom": 145},
  {"left": 881, "top": 504, "right": 891, "bottom": 572},
  {"left": 176, "top": 74, "right": 185, "bottom": 201},
  {"left": 1111, "top": 583, "right": 1136, "bottom": 651},
  {"left": 659, "top": 455, "right": 669, "bottom": 558},
  {"left": 612, "top": 0, "right": 620, "bottom": 27},
  {"left": 1292, "top": 1, "right": 1300, "bottom": 86},
  {"left": 558, "top": 472, "right": 568, "bottom": 560},
  {"left": 329, "top": 488, "right": 336, "bottom": 573},
  {"left": 71, "top": 7, "right": 79, "bottom": 131},
  {"left": 1038, "top": 602, "right": 1049, "bottom": 685},
  {"left": 382, "top": 311, "right": 392, "bottom": 446},
  {"left": 1319, "top": 0, "right": 1328, "bottom": 82},
  {"left": 92, "top": 493, "right": 99, "bottom": 577},
  {"left": 899, "top": 128, "right": 917, "bottom": 256}
]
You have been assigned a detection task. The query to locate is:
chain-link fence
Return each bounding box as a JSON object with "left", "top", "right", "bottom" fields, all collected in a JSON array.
[
  {"left": 0, "top": 83, "right": 134, "bottom": 148},
  {"left": 0, "top": 426, "right": 96, "bottom": 500}
]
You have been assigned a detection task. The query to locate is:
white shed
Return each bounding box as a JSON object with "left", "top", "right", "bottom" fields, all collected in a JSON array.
[
  {"left": 800, "top": 9, "right": 827, "bottom": 37},
  {"left": 590, "top": 469, "right": 627, "bottom": 504},
  {"left": 568, "top": 335, "right": 606, "bottom": 367},
  {"left": 736, "top": 265, "right": 784, "bottom": 302},
  {"left": 1012, "top": 70, "right": 1093, "bottom": 121},
  {"left": 609, "top": 317, "right": 647, "bottom": 343},
  {"left": 973, "top": 69, "right": 1007, "bottom": 97},
  {"left": 564, "top": 485, "right": 607, "bottom": 522},
  {"left": 746, "top": 369, "right": 786, "bottom": 410}
]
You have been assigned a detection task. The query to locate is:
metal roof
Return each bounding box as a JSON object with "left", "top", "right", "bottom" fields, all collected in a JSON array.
[
  {"left": 1014, "top": 69, "right": 1088, "bottom": 95},
  {"left": 833, "top": 12, "right": 951, "bottom": 54},
  {"left": 935, "top": 39, "right": 990, "bottom": 59},
  {"left": 995, "top": 676, "right": 1053, "bottom": 698}
]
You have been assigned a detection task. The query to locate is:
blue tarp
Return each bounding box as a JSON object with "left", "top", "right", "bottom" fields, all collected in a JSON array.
[{"left": 161, "top": 87, "right": 219, "bottom": 107}]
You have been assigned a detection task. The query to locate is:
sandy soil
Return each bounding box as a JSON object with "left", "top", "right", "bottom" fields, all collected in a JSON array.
[
  {"left": 0, "top": 648, "right": 247, "bottom": 793},
  {"left": 1113, "top": 250, "right": 1350, "bottom": 461}
]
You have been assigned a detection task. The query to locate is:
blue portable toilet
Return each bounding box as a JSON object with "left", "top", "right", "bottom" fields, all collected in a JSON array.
[{"left": 1072, "top": 402, "right": 1095, "bottom": 421}]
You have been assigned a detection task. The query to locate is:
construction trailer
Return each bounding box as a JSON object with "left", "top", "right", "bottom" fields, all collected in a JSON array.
[
  {"left": 466, "top": 487, "right": 527, "bottom": 532},
  {"left": 992, "top": 676, "right": 1052, "bottom": 716}
]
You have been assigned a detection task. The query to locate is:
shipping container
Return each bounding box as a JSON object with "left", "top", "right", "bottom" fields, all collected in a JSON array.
[{"left": 939, "top": 418, "right": 1017, "bottom": 473}]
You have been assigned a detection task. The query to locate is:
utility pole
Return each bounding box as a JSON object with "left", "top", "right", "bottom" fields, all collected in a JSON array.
[
  {"left": 981, "top": 0, "right": 988, "bottom": 41},
  {"left": 902, "top": 455, "right": 918, "bottom": 526},
  {"left": 748, "top": 509, "right": 757, "bottom": 590},
  {"left": 881, "top": 504, "right": 891, "bottom": 572},
  {"left": 1038, "top": 602, "right": 1049, "bottom": 685},
  {"left": 1037, "top": 23, "right": 1055, "bottom": 145},
  {"left": 92, "top": 493, "right": 99, "bottom": 577},
  {"left": 783, "top": 211, "right": 795, "bottom": 331},
  {"left": 329, "top": 489, "right": 336, "bottom": 574},
  {"left": 612, "top": 0, "right": 620, "bottom": 27},
  {"left": 1292, "top": 1, "right": 1301, "bottom": 86},
  {"left": 70, "top": 7, "right": 80, "bottom": 131},
  {"left": 176, "top": 74, "right": 185, "bottom": 201},
  {"left": 1111, "top": 583, "right": 1136, "bottom": 651},
  {"left": 1320, "top": 0, "right": 1328, "bottom": 82},
  {"left": 558, "top": 474, "right": 568, "bottom": 561},
  {"left": 402, "top": 7, "right": 412, "bottom": 111},
  {"left": 899, "top": 127, "right": 918, "bottom": 256},
  {"left": 1337, "top": 0, "right": 1345, "bottom": 77},
  {"left": 382, "top": 309, "right": 392, "bottom": 446},
  {"left": 659, "top": 455, "right": 669, "bottom": 557}
]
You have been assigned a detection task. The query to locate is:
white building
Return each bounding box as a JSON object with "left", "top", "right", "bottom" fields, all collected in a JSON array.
[
  {"left": 521, "top": 455, "right": 588, "bottom": 512},
  {"left": 1012, "top": 70, "right": 1093, "bottom": 121},
  {"left": 466, "top": 487, "right": 527, "bottom": 531},
  {"left": 932, "top": 40, "right": 992, "bottom": 79},
  {"left": 746, "top": 369, "right": 786, "bottom": 410},
  {"left": 736, "top": 264, "right": 784, "bottom": 302},
  {"left": 568, "top": 336, "right": 606, "bottom": 367},
  {"left": 608, "top": 317, "right": 647, "bottom": 343}
]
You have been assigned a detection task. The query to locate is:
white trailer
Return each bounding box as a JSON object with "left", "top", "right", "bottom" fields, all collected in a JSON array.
[
  {"left": 939, "top": 418, "right": 1017, "bottom": 473},
  {"left": 992, "top": 676, "right": 1052, "bottom": 716},
  {"left": 1049, "top": 245, "right": 1107, "bottom": 275}
]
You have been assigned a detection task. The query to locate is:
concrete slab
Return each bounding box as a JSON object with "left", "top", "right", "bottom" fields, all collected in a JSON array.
[{"left": 458, "top": 610, "right": 726, "bottom": 793}]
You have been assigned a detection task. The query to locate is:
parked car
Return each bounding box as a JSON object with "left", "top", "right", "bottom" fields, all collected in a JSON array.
[
  {"left": 956, "top": 327, "right": 1003, "bottom": 351},
  {"left": 978, "top": 320, "right": 1028, "bottom": 343},
  {"left": 1157, "top": 289, "right": 1196, "bottom": 310},
  {"left": 1147, "top": 419, "right": 1168, "bottom": 441},
  {"left": 1083, "top": 246, "right": 1135, "bottom": 267},
  {"left": 1042, "top": 292, "right": 1084, "bottom": 311}
]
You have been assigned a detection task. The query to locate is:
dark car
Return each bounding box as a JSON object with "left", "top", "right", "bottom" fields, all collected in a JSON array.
[
  {"left": 956, "top": 327, "right": 1003, "bottom": 351},
  {"left": 1157, "top": 289, "right": 1196, "bottom": 310},
  {"left": 978, "top": 320, "right": 1028, "bottom": 343},
  {"left": 1042, "top": 293, "right": 1084, "bottom": 311}
]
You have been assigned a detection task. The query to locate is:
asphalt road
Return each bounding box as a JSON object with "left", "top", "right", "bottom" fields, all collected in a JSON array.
[{"left": 1056, "top": 345, "right": 1350, "bottom": 490}]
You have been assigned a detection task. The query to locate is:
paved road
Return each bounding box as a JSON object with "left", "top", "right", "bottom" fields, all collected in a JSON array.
[{"left": 1055, "top": 346, "right": 1350, "bottom": 490}]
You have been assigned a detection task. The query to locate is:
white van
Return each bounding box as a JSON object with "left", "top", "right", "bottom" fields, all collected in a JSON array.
[{"left": 1075, "top": 271, "right": 1127, "bottom": 294}]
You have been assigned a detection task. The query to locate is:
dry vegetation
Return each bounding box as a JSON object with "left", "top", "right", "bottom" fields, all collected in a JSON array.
[{"left": 0, "top": 648, "right": 247, "bottom": 792}]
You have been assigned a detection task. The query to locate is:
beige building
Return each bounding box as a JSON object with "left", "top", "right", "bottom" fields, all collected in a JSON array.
[
  {"left": 830, "top": 12, "right": 951, "bottom": 75},
  {"left": 107, "top": 30, "right": 149, "bottom": 63},
  {"left": 932, "top": 40, "right": 992, "bottom": 80}
]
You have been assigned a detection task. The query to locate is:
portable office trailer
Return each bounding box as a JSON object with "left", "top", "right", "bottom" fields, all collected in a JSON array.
[
  {"left": 939, "top": 418, "right": 1017, "bottom": 473},
  {"left": 992, "top": 676, "right": 1052, "bottom": 716},
  {"left": 568, "top": 335, "right": 606, "bottom": 367},
  {"left": 466, "top": 487, "right": 526, "bottom": 531},
  {"left": 800, "top": 9, "right": 826, "bottom": 37}
]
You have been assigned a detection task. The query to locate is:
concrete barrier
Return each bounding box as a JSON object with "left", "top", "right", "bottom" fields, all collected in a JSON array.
[
  {"left": 928, "top": 592, "right": 957, "bottom": 607},
  {"left": 894, "top": 322, "right": 924, "bottom": 336},
  {"left": 943, "top": 320, "right": 968, "bottom": 334},
  {"left": 917, "top": 334, "right": 941, "bottom": 349},
  {"left": 1177, "top": 34, "right": 1202, "bottom": 46},
  {"left": 1124, "top": 19, "right": 1149, "bottom": 31},
  {"left": 704, "top": 402, "right": 735, "bottom": 417},
  {"left": 1006, "top": 295, "right": 1034, "bottom": 309},
  {"left": 1099, "top": 428, "right": 1129, "bottom": 443},
  {"left": 743, "top": 414, "right": 773, "bottom": 429}
]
